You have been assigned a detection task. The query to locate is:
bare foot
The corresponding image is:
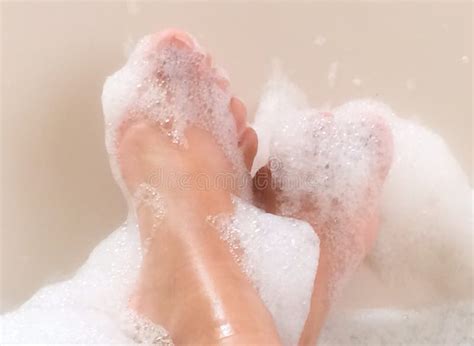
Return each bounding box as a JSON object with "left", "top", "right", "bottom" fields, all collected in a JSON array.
[
  {"left": 254, "top": 103, "right": 393, "bottom": 344},
  {"left": 109, "top": 29, "right": 280, "bottom": 345}
]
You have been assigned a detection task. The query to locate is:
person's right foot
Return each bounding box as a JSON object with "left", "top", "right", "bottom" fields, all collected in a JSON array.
[
  {"left": 106, "top": 29, "right": 281, "bottom": 345},
  {"left": 253, "top": 98, "right": 393, "bottom": 344}
]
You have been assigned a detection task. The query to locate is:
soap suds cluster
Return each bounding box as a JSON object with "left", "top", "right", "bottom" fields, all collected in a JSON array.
[
  {"left": 361, "top": 100, "right": 473, "bottom": 304},
  {"left": 2, "top": 36, "right": 320, "bottom": 345},
  {"left": 1, "top": 222, "right": 145, "bottom": 343},
  {"left": 319, "top": 300, "right": 474, "bottom": 344},
  {"left": 253, "top": 72, "right": 472, "bottom": 342},
  {"left": 253, "top": 71, "right": 391, "bottom": 295},
  {"left": 102, "top": 34, "right": 250, "bottom": 201},
  {"left": 133, "top": 183, "right": 166, "bottom": 240},
  {"left": 208, "top": 197, "right": 319, "bottom": 345},
  {"left": 121, "top": 310, "right": 174, "bottom": 345},
  {"left": 1, "top": 203, "right": 319, "bottom": 345}
]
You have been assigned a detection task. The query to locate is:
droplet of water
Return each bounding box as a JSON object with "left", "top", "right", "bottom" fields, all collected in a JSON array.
[
  {"left": 352, "top": 78, "right": 362, "bottom": 87},
  {"left": 313, "top": 35, "right": 327, "bottom": 46},
  {"left": 405, "top": 79, "right": 416, "bottom": 91},
  {"left": 460, "top": 55, "right": 470, "bottom": 64}
]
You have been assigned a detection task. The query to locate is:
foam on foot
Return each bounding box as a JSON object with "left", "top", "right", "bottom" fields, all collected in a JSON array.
[
  {"left": 253, "top": 70, "right": 392, "bottom": 294},
  {"left": 252, "top": 71, "right": 473, "bottom": 342},
  {"left": 1, "top": 205, "right": 319, "bottom": 345},
  {"left": 209, "top": 197, "right": 320, "bottom": 345},
  {"left": 1, "top": 31, "right": 321, "bottom": 345},
  {"left": 102, "top": 30, "right": 250, "bottom": 200},
  {"left": 102, "top": 30, "right": 319, "bottom": 344}
]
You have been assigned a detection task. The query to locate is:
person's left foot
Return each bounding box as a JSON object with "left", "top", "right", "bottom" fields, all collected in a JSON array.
[{"left": 253, "top": 98, "right": 393, "bottom": 344}]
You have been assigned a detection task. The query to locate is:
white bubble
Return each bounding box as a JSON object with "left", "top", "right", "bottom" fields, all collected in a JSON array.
[
  {"left": 313, "top": 35, "right": 327, "bottom": 46},
  {"left": 405, "top": 78, "right": 416, "bottom": 90},
  {"left": 122, "top": 35, "right": 136, "bottom": 58},
  {"left": 328, "top": 61, "right": 339, "bottom": 88},
  {"left": 125, "top": 0, "right": 140, "bottom": 16},
  {"left": 352, "top": 77, "right": 362, "bottom": 87}
]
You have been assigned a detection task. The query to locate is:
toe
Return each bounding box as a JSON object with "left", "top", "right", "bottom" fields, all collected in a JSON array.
[
  {"left": 239, "top": 127, "right": 258, "bottom": 171},
  {"left": 213, "top": 66, "right": 231, "bottom": 90},
  {"left": 155, "top": 28, "right": 197, "bottom": 49},
  {"left": 230, "top": 97, "right": 257, "bottom": 171},
  {"left": 152, "top": 29, "right": 208, "bottom": 63},
  {"left": 230, "top": 97, "right": 247, "bottom": 136},
  {"left": 214, "top": 72, "right": 230, "bottom": 90}
]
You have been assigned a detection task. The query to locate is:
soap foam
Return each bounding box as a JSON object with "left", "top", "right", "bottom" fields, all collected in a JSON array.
[
  {"left": 102, "top": 33, "right": 250, "bottom": 202},
  {"left": 1, "top": 222, "right": 144, "bottom": 343},
  {"left": 353, "top": 99, "right": 473, "bottom": 305},
  {"left": 253, "top": 70, "right": 392, "bottom": 295},
  {"left": 133, "top": 182, "right": 166, "bottom": 249},
  {"left": 95, "top": 32, "right": 319, "bottom": 344},
  {"left": 3, "top": 38, "right": 320, "bottom": 341},
  {"left": 209, "top": 197, "right": 319, "bottom": 345},
  {"left": 1, "top": 204, "right": 319, "bottom": 345},
  {"left": 252, "top": 71, "right": 473, "bottom": 341},
  {"left": 320, "top": 300, "right": 474, "bottom": 345}
]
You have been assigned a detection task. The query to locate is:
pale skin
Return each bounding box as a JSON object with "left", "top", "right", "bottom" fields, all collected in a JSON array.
[{"left": 117, "top": 30, "right": 392, "bottom": 345}]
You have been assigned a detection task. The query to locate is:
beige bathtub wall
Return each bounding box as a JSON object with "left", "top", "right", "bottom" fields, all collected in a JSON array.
[{"left": 1, "top": 2, "right": 472, "bottom": 312}]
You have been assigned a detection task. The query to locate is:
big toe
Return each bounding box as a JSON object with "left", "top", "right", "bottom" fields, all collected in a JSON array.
[{"left": 154, "top": 28, "right": 200, "bottom": 51}]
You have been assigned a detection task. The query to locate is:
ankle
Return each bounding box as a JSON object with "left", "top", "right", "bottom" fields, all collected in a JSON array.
[{"left": 133, "top": 216, "right": 282, "bottom": 345}]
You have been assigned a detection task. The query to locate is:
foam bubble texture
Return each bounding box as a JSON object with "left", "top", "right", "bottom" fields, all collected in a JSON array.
[
  {"left": 133, "top": 183, "right": 166, "bottom": 248},
  {"left": 102, "top": 34, "right": 250, "bottom": 200},
  {"left": 2, "top": 34, "right": 318, "bottom": 344},
  {"left": 121, "top": 310, "right": 174, "bottom": 344},
  {"left": 1, "top": 222, "right": 144, "bottom": 343},
  {"left": 253, "top": 70, "right": 391, "bottom": 294},
  {"left": 253, "top": 71, "right": 473, "bottom": 342},
  {"left": 320, "top": 301, "right": 474, "bottom": 345},
  {"left": 1, "top": 203, "right": 318, "bottom": 344},
  {"left": 369, "top": 100, "right": 473, "bottom": 303},
  {"left": 209, "top": 197, "right": 319, "bottom": 345}
]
